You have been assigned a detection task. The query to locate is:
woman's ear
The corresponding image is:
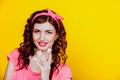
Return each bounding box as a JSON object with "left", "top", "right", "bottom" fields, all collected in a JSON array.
[{"left": 55, "top": 34, "right": 59, "bottom": 40}]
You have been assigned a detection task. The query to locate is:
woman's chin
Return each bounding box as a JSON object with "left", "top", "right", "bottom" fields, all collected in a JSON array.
[{"left": 37, "top": 47, "right": 48, "bottom": 51}]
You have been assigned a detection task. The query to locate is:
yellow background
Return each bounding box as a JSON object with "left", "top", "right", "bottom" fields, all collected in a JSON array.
[{"left": 0, "top": 0, "right": 120, "bottom": 80}]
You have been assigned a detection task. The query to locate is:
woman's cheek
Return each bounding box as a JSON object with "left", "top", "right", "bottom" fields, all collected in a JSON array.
[
  {"left": 46, "top": 36, "right": 55, "bottom": 42},
  {"left": 33, "top": 34, "right": 39, "bottom": 40}
]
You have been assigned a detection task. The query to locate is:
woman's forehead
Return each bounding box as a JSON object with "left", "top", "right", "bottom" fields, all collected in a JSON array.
[{"left": 33, "top": 22, "right": 56, "bottom": 31}]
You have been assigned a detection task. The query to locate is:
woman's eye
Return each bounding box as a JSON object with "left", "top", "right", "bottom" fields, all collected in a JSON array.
[
  {"left": 47, "top": 31, "right": 52, "bottom": 34},
  {"left": 33, "top": 30, "right": 40, "bottom": 33}
]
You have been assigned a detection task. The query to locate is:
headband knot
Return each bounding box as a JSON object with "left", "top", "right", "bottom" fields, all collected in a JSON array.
[{"left": 47, "top": 8, "right": 63, "bottom": 20}]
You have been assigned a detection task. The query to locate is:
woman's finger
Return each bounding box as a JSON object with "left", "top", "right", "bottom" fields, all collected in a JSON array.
[
  {"left": 40, "top": 55, "right": 50, "bottom": 69},
  {"left": 36, "top": 50, "right": 42, "bottom": 58},
  {"left": 35, "top": 58, "right": 44, "bottom": 70},
  {"left": 48, "top": 53, "right": 52, "bottom": 65}
]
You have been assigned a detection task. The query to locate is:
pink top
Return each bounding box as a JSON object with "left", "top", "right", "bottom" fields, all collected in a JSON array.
[{"left": 7, "top": 49, "right": 72, "bottom": 80}]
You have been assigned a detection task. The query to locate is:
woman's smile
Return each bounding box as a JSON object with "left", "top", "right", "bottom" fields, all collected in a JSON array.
[{"left": 38, "top": 42, "right": 47, "bottom": 47}]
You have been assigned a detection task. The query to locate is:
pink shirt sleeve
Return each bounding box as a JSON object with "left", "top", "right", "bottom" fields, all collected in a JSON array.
[
  {"left": 7, "top": 48, "right": 19, "bottom": 67},
  {"left": 52, "top": 63, "right": 72, "bottom": 80},
  {"left": 60, "top": 64, "right": 72, "bottom": 79}
]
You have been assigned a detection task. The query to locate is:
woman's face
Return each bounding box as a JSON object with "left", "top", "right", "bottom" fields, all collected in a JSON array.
[{"left": 32, "top": 22, "right": 58, "bottom": 51}]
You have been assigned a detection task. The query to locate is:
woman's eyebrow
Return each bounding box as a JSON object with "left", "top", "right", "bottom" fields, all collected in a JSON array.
[
  {"left": 46, "top": 30, "right": 53, "bottom": 31},
  {"left": 33, "top": 29, "right": 53, "bottom": 31},
  {"left": 33, "top": 29, "right": 40, "bottom": 30}
]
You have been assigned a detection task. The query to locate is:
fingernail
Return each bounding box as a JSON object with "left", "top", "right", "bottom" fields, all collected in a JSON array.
[{"left": 47, "top": 48, "right": 52, "bottom": 53}]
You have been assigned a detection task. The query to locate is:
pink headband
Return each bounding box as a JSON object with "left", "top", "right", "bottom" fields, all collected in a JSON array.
[{"left": 31, "top": 8, "right": 63, "bottom": 30}]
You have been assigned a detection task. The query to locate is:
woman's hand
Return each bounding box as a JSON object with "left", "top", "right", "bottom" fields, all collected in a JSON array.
[{"left": 34, "top": 50, "right": 52, "bottom": 80}]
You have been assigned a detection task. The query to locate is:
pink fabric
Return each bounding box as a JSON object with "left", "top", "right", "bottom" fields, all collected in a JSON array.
[
  {"left": 7, "top": 49, "right": 72, "bottom": 80},
  {"left": 31, "top": 8, "right": 63, "bottom": 31}
]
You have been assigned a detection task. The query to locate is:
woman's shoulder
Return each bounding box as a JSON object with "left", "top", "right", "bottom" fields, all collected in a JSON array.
[
  {"left": 8, "top": 48, "right": 20, "bottom": 57},
  {"left": 7, "top": 48, "right": 20, "bottom": 66},
  {"left": 53, "top": 62, "right": 72, "bottom": 80},
  {"left": 58, "top": 62, "right": 71, "bottom": 68},
  {"left": 9, "top": 48, "right": 19, "bottom": 53},
  {"left": 58, "top": 62, "right": 72, "bottom": 72}
]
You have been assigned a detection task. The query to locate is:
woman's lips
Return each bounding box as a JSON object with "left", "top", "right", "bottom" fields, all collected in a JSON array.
[{"left": 38, "top": 42, "right": 47, "bottom": 47}]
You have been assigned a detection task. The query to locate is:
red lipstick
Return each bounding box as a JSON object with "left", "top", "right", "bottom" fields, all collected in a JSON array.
[{"left": 38, "top": 42, "right": 47, "bottom": 47}]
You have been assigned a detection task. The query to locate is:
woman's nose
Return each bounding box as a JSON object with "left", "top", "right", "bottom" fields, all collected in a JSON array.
[{"left": 39, "top": 33, "right": 45, "bottom": 41}]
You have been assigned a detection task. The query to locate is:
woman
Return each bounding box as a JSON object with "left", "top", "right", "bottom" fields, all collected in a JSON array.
[{"left": 4, "top": 8, "right": 72, "bottom": 80}]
